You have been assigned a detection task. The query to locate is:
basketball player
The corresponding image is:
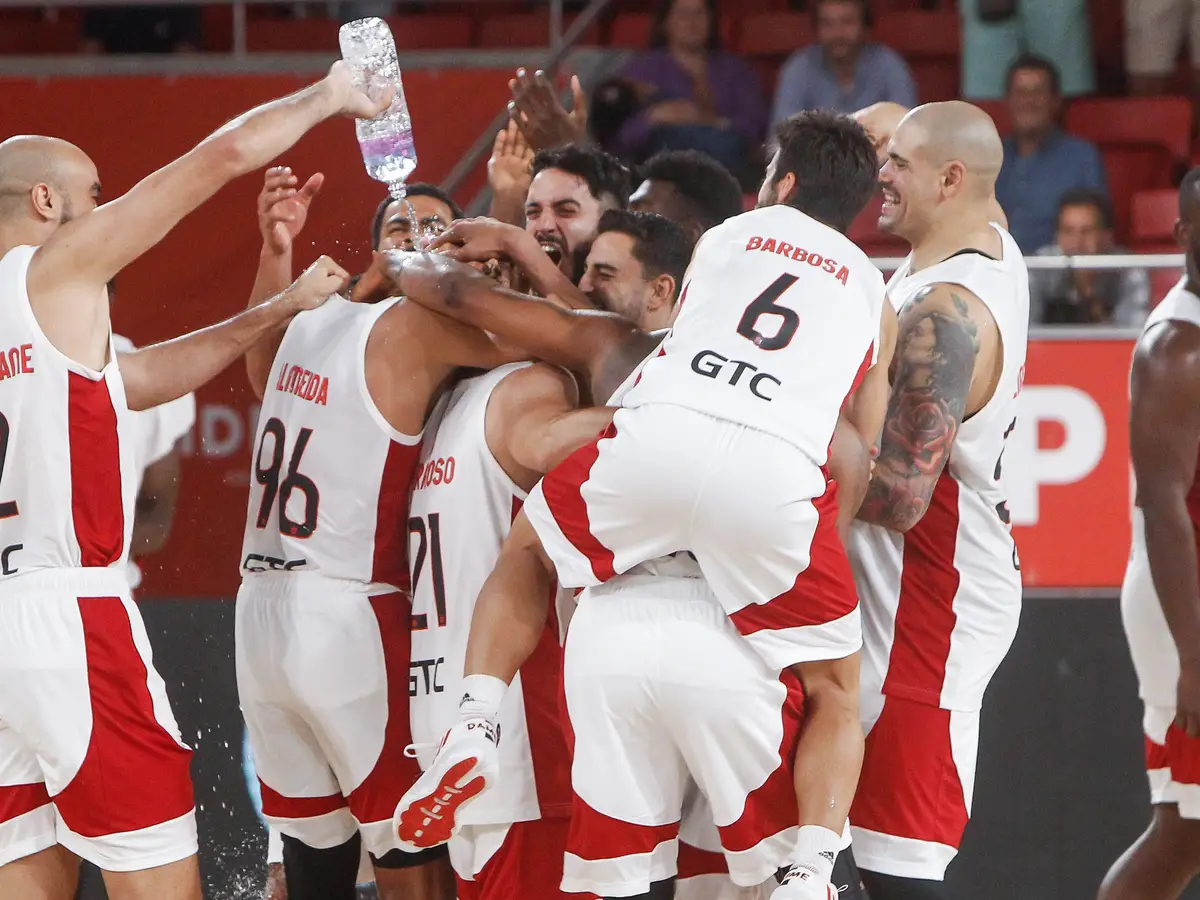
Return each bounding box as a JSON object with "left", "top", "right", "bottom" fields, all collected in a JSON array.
[
  {"left": 0, "top": 65, "right": 384, "bottom": 900},
  {"left": 629, "top": 149, "right": 746, "bottom": 243},
  {"left": 408, "top": 210, "right": 691, "bottom": 900},
  {"left": 235, "top": 161, "right": 533, "bottom": 900},
  {"left": 371, "top": 183, "right": 463, "bottom": 251},
  {"left": 384, "top": 110, "right": 890, "bottom": 900},
  {"left": 845, "top": 101, "right": 1028, "bottom": 900},
  {"left": 1099, "top": 169, "right": 1200, "bottom": 900}
]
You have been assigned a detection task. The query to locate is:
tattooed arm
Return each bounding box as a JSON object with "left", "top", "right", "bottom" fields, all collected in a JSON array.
[{"left": 856, "top": 283, "right": 989, "bottom": 532}]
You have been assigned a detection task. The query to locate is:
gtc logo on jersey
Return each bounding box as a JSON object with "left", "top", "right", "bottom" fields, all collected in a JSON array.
[
  {"left": 690, "top": 350, "right": 780, "bottom": 401},
  {"left": 0, "top": 344, "right": 34, "bottom": 382}
]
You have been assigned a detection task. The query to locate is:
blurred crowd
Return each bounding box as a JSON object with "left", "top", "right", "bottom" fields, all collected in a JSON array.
[{"left": 62, "top": 0, "right": 1200, "bottom": 326}]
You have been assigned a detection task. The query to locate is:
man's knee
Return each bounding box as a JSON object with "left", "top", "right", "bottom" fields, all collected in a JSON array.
[
  {"left": 280, "top": 833, "right": 360, "bottom": 900},
  {"left": 859, "top": 870, "right": 950, "bottom": 900},
  {"left": 1150, "top": 804, "right": 1200, "bottom": 863}
]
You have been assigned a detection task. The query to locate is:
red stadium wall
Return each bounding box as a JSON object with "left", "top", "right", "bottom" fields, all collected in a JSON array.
[{"left": 0, "top": 72, "right": 510, "bottom": 596}]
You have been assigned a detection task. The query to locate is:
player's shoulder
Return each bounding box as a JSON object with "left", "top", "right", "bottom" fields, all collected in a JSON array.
[{"left": 491, "top": 361, "right": 578, "bottom": 409}]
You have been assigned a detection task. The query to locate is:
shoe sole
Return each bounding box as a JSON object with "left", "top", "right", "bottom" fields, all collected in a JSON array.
[{"left": 395, "top": 757, "right": 487, "bottom": 848}]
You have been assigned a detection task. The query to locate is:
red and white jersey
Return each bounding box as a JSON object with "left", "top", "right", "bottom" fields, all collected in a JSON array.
[
  {"left": 848, "top": 225, "right": 1028, "bottom": 712},
  {"left": 620, "top": 204, "right": 886, "bottom": 466},
  {"left": 408, "top": 363, "right": 571, "bottom": 826},
  {"left": 0, "top": 245, "right": 138, "bottom": 579},
  {"left": 1122, "top": 279, "right": 1200, "bottom": 706},
  {"left": 240, "top": 295, "right": 422, "bottom": 591}
]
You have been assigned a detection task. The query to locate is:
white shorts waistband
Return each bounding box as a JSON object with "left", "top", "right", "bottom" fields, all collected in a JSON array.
[{"left": 0, "top": 566, "right": 129, "bottom": 598}]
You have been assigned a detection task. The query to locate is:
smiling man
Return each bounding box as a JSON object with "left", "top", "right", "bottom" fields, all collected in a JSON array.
[{"left": 524, "top": 145, "right": 631, "bottom": 279}]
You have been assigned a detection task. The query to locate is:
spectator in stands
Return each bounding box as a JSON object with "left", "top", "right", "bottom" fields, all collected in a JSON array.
[
  {"left": 961, "top": 0, "right": 1094, "bottom": 99},
  {"left": 996, "top": 54, "right": 1109, "bottom": 252},
  {"left": 1125, "top": 0, "right": 1200, "bottom": 97},
  {"left": 605, "top": 0, "right": 768, "bottom": 182},
  {"left": 1029, "top": 188, "right": 1149, "bottom": 326},
  {"left": 770, "top": 0, "right": 916, "bottom": 125},
  {"left": 80, "top": 6, "right": 202, "bottom": 53}
]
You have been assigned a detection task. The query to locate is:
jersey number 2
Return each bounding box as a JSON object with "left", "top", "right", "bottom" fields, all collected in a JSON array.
[
  {"left": 0, "top": 413, "right": 17, "bottom": 520},
  {"left": 254, "top": 417, "right": 320, "bottom": 538},
  {"left": 409, "top": 513, "right": 447, "bottom": 630},
  {"left": 736, "top": 274, "right": 800, "bottom": 351}
]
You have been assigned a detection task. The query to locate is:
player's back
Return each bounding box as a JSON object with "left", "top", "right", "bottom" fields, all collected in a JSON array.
[
  {"left": 848, "top": 225, "right": 1028, "bottom": 711},
  {"left": 240, "top": 294, "right": 421, "bottom": 591},
  {"left": 620, "top": 204, "right": 886, "bottom": 467},
  {"left": 0, "top": 245, "right": 138, "bottom": 580},
  {"left": 408, "top": 362, "right": 571, "bottom": 825}
]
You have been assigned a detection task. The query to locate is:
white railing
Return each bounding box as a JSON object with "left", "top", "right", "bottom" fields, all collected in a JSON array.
[{"left": 869, "top": 252, "right": 1184, "bottom": 272}]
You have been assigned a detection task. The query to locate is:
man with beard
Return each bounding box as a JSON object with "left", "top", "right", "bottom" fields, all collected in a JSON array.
[
  {"left": 406, "top": 208, "right": 691, "bottom": 900},
  {"left": 524, "top": 145, "right": 632, "bottom": 281}
]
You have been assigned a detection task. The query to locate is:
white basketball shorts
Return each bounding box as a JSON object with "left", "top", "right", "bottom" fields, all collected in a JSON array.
[
  {"left": 236, "top": 573, "right": 421, "bottom": 857},
  {"left": 559, "top": 574, "right": 807, "bottom": 896},
  {"left": 0, "top": 568, "right": 197, "bottom": 872},
  {"left": 522, "top": 404, "right": 862, "bottom": 673}
]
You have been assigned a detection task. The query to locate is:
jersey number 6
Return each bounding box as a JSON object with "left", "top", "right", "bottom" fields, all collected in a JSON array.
[{"left": 736, "top": 274, "right": 800, "bottom": 351}]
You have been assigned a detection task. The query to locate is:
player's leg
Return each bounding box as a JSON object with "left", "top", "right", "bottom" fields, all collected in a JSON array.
[
  {"left": 1097, "top": 706, "right": 1200, "bottom": 900},
  {"left": 372, "top": 847, "right": 454, "bottom": 900},
  {"left": 0, "top": 709, "right": 65, "bottom": 900},
  {"left": 560, "top": 590, "right": 689, "bottom": 899},
  {"left": 0, "top": 584, "right": 200, "bottom": 900},
  {"left": 0, "top": 846, "right": 78, "bottom": 900}
]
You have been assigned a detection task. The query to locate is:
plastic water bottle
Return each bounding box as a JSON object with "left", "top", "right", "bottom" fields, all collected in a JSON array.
[{"left": 338, "top": 17, "right": 417, "bottom": 199}]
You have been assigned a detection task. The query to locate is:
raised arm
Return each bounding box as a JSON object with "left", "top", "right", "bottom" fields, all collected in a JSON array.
[
  {"left": 857, "top": 283, "right": 988, "bottom": 532},
  {"left": 120, "top": 257, "right": 347, "bottom": 411},
  {"left": 28, "top": 64, "right": 385, "bottom": 347},
  {"left": 1131, "top": 321, "right": 1200, "bottom": 737},
  {"left": 368, "top": 249, "right": 639, "bottom": 380}
]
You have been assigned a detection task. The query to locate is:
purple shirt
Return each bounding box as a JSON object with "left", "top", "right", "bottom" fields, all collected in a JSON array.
[{"left": 612, "top": 49, "right": 769, "bottom": 158}]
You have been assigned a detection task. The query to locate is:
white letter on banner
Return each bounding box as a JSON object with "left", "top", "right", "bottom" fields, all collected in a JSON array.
[{"left": 200, "top": 404, "right": 244, "bottom": 458}]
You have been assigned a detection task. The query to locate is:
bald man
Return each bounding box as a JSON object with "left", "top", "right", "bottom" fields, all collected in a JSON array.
[
  {"left": 842, "top": 102, "right": 1029, "bottom": 899},
  {"left": 0, "top": 65, "right": 386, "bottom": 900}
]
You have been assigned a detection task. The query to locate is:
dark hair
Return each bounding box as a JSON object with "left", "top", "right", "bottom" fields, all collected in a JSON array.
[
  {"left": 767, "top": 111, "right": 878, "bottom": 233},
  {"left": 531, "top": 144, "right": 633, "bottom": 208},
  {"left": 1057, "top": 188, "right": 1112, "bottom": 230},
  {"left": 1179, "top": 167, "right": 1200, "bottom": 218},
  {"left": 370, "top": 182, "right": 464, "bottom": 249},
  {"left": 649, "top": 0, "right": 721, "bottom": 50},
  {"left": 596, "top": 209, "right": 694, "bottom": 298},
  {"left": 811, "top": 0, "right": 871, "bottom": 27},
  {"left": 1005, "top": 53, "right": 1061, "bottom": 95},
  {"left": 637, "top": 150, "right": 744, "bottom": 233}
]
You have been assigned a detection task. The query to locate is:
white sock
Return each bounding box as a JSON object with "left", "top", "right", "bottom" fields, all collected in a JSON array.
[
  {"left": 792, "top": 825, "right": 841, "bottom": 883},
  {"left": 458, "top": 674, "right": 507, "bottom": 722}
]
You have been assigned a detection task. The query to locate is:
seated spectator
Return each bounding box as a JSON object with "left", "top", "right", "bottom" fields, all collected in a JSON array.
[
  {"left": 81, "top": 6, "right": 202, "bottom": 53},
  {"left": 995, "top": 54, "right": 1109, "bottom": 252},
  {"left": 1125, "top": 0, "right": 1200, "bottom": 97},
  {"left": 1029, "top": 188, "right": 1149, "bottom": 326},
  {"left": 961, "top": 0, "right": 1094, "bottom": 99},
  {"left": 771, "top": 0, "right": 916, "bottom": 125},
  {"left": 605, "top": 0, "right": 768, "bottom": 183}
]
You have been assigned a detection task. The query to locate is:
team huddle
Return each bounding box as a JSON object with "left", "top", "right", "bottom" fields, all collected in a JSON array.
[{"left": 18, "top": 62, "right": 1166, "bottom": 900}]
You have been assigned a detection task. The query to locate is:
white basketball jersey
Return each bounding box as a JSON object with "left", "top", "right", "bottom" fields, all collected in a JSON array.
[
  {"left": 0, "top": 245, "right": 138, "bottom": 579},
  {"left": 240, "top": 296, "right": 422, "bottom": 591},
  {"left": 620, "top": 205, "right": 887, "bottom": 466},
  {"left": 409, "top": 363, "right": 571, "bottom": 825},
  {"left": 1122, "top": 279, "right": 1200, "bottom": 706},
  {"left": 848, "top": 226, "right": 1028, "bottom": 712}
]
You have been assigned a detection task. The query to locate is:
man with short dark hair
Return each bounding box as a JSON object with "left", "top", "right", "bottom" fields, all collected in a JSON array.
[
  {"left": 370, "top": 183, "right": 463, "bottom": 251},
  {"left": 1030, "top": 188, "right": 1150, "bottom": 326},
  {"left": 772, "top": 0, "right": 916, "bottom": 123},
  {"left": 387, "top": 109, "right": 895, "bottom": 900},
  {"left": 525, "top": 144, "right": 632, "bottom": 278},
  {"left": 629, "top": 150, "right": 745, "bottom": 242},
  {"left": 995, "top": 53, "right": 1108, "bottom": 252},
  {"left": 579, "top": 209, "right": 692, "bottom": 325}
]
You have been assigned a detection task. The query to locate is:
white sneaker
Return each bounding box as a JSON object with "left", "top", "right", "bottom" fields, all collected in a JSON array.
[
  {"left": 392, "top": 718, "right": 500, "bottom": 852},
  {"left": 770, "top": 867, "right": 839, "bottom": 899}
]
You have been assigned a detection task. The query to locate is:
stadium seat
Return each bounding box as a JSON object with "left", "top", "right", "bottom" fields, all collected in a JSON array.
[
  {"left": 1065, "top": 96, "right": 1192, "bottom": 239},
  {"left": 974, "top": 99, "right": 1011, "bottom": 135},
  {"left": 245, "top": 16, "right": 340, "bottom": 53},
  {"left": 872, "top": 10, "right": 961, "bottom": 103},
  {"left": 0, "top": 10, "right": 78, "bottom": 54},
  {"left": 1130, "top": 189, "right": 1180, "bottom": 252},
  {"left": 389, "top": 13, "right": 473, "bottom": 51},
  {"left": 734, "top": 12, "right": 813, "bottom": 59},
  {"left": 476, "top": 10, "right": 601, "bottom": 48},
  {"left": 608, "top": 11, "right": 734, "bottom": 49}
]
